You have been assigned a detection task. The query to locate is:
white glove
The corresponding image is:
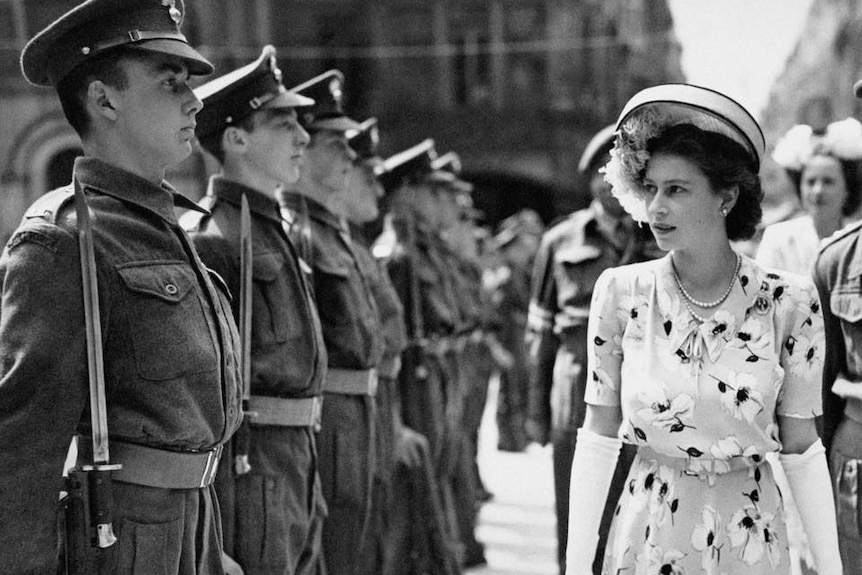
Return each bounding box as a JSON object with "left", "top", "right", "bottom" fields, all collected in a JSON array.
[
  {"left": 566, "top": 427, "right": 622, "bottom": 575},
  {"left": 779, "top": 439, "right": 843, "bottom": 575}
]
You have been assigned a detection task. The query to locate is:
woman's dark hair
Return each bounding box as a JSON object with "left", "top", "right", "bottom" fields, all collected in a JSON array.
[
  {"left": 642, "top": 123, "right": 763, "bottom": 241},
  {"left": 784, "top": 156, "right": 862, "bottom": 217}
]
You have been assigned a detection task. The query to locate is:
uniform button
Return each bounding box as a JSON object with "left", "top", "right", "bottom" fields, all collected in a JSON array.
[{"left": 165, "top": 283, "right": 178, "bottom": 295}]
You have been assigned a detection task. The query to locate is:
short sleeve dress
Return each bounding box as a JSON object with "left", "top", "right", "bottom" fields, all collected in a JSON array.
[{"left": 586, "top": 253, "right": 824, "bottom": 575}]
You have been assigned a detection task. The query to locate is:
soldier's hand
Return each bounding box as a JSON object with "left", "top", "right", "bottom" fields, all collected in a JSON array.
[
  {"left": 396, "top": 427, "right": 428, "bottom": 469},
  {"left": 222, "top": 552, "right": 244, "bottom": 575},
  {"left": 525, "top": 417, "right": 550, "bottom": 446}
]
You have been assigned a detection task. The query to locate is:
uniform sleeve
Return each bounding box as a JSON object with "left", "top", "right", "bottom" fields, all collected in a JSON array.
[
  {"left": 813, "top": 253, "right": 845, "bottom": 451},
  {"left": 584, "top": 268, "right": 625, "bottom": 407},
  {"left": 525, "top": 233, "right": 559, "bottom": 426},
  {"left": 0, "top": 225, "right": 89, "bottom": 572},
  {"left": 776, "top": 278, "right": 825, "bottom": 419}
]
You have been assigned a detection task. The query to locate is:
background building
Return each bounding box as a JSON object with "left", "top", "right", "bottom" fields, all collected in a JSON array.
[{"left": 0, "top": 0, "right": 683, "bottom": 243}]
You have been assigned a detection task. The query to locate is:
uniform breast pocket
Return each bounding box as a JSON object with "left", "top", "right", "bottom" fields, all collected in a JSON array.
[
  {"left": 831, "top": 288, "right": 862, "bottom": 370},
  {"left": 117, "top": 261, "right": 218, "bottom": 381},
  {"left": 252, "top": 252, "right": 301, "bottom": 344},
  {"left": 314, "top": 256, "right": 354, "bottom": 326}
]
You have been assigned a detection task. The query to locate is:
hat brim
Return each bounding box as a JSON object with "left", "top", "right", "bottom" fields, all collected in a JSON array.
[
  {"left": 308, "top": 116, "right": 363, "bottom": 133},
  {"left": 128, "top": 39, "right": 213, "bottom": 76},
  {"left": 617, "top": 84, "right": 764, "bottom": 169},
  {"left": 263, "top": 90, "right": 315, "bottom": 109},
  {"left": 23, "top": 34, "right": 214, "bottom": 87},
  {"left": 577, "top": 124, "right": 617, "bottom": 174}
]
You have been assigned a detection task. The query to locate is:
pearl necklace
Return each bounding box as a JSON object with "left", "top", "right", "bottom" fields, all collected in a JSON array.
[{"left": 672, "top": 253, "right": 741, "bottom": 315}]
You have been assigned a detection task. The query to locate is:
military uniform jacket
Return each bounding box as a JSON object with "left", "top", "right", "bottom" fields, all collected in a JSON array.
[
  {"left": 0, "top": 158, "right": 243, "bottom": 570},
  {"left": 813, "top": 220, "right": 862, "bottom": 451},
  {"left": 280, "top": 192, "right": 384, "bottom": 370},
  {"left": 182, "top": 177, "right": 327, "bottom": 399},
  {"left": 350, "top": 223, "right": 408, "bottom": 375},
  {"left": 526, "top": 206, "right": 654, "bottom": 432},
  {"left": 387, "top": 218, "right": 461, "bottom": 340}
]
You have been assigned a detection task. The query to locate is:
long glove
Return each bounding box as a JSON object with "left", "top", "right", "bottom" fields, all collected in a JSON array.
[
  {"left": 566, "top": 427, "right": 622, "bottom": 575},
  {"left": 779, "top": 439, "right": 843, "bottom": 575}
]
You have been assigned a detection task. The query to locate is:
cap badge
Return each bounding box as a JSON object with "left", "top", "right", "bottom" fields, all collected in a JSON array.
[
  {"left": 162, "top": 0, "right": 182, "bottom": 24},
  {"left": 329, "top": 77, "right": 343, "bottom": 104}
]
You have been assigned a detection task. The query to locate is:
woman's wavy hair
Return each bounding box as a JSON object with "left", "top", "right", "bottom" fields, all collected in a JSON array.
[{"left": 641, "top": 123, "right": 763, "bottom": 241}]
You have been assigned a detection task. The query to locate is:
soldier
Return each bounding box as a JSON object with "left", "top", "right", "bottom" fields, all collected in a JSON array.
[
  {"left": 277, "top": 71, "right": 385, "bottom": 575},
  {"left": 525, "top": 125, "right": 659, "bottom": 575},
  {"left": 812, "top": 76, "right": 862, "bottom": 575},
  {"left": 0, "top": 0, "right": 243, "bottom": 572},
  {"left": 180, "top": 46, "right": 329, "bottom": 575},
  {"left": 379, "top": 140, "right": 465, "bottom": 574},
  {"left": 334, "top": 117, "right": 415, "bottom": 575},
  {"left": 494, "top": 209, "right": 544, "bottom": 452},
  {"left": 431, "top": 152, "right": 495, "bottom": 567}
]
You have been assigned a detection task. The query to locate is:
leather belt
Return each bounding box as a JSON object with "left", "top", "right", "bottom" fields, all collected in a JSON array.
[
  {"left": 247, "top": 395, "right": 322, "bottom": 427},
  {"left": 325, "top": 368, "right": 378, "bottom": 396},
  {"left": 76, "top": 436, "right": 222, "bottom": 489}
]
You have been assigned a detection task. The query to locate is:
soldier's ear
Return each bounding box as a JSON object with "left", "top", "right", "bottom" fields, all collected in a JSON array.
[
  {"left": 87, "top": 80, "right": 119, "bottom": 122},
  {"left": 222, "top": 126, "right": 249, "bottom": 155}
]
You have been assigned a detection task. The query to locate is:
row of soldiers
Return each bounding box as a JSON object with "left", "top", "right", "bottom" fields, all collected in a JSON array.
[{"left": 0, "top": 0, "right": 511, "bottom": 574}]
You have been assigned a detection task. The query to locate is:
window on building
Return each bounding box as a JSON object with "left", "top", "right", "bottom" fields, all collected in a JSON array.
[{"left": 454, "top": 31, "right": 491, "bottom": 106}]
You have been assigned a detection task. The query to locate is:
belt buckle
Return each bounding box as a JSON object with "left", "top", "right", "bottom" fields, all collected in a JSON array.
[{"left": 200, "top": 445, "right": 223, "bottom": 488}]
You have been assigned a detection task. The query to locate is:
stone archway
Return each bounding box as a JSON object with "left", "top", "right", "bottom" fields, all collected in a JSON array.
[{"left": 1, "top": 113, "right": 82, "bottom": 242}]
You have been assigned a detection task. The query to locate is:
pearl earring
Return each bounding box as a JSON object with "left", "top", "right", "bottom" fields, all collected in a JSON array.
[{"left": 720, "top": 207, "right": 728, "bottom": 217}]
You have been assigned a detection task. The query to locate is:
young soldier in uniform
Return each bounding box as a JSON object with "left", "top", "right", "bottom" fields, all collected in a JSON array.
[
  {"left": 1, "top": 0, "right": 242, "bottom": 572},
  {"left": 381, "top": 140, "right": 465, "bottom": 574},
  {"left": 335, "top": 118, "right": 413, "bottom": 575},
  {"left": 180, "top": 46, "right": 329, "bottom": 575},
  {"left": 277, "top": 72, "right": 385, "bottom": 575},
  {"left": 525, "top": 125, "right": 659, "bottom": 575},
  {"left": 812, "top": 77, "right": 862, "bottom": 574}
]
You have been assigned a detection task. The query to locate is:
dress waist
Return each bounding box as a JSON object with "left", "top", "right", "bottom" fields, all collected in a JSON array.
[{"left": 638, "top": 445, "right": 765, "bottom": 483}]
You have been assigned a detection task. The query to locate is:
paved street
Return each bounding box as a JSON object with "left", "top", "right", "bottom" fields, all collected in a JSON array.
[{"left": 467, "top": 378, "right": 558, "bottom": 575}]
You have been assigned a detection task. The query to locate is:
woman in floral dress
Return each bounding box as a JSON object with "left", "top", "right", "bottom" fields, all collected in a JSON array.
[{"left": 565, "top": 85, "right": 842, "bottom": 575}]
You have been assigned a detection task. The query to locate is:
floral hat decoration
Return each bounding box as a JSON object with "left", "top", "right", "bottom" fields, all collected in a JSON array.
[
  {"left": 771, "top": 117, "right": 862, "bottom": 172},
  {"left": 602, "top": 84, "right": 765, "bottom": 222}
]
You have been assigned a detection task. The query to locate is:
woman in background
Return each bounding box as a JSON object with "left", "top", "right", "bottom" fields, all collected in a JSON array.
[{"left": 756, "top": 118, "right": 862, "bottom": 275}]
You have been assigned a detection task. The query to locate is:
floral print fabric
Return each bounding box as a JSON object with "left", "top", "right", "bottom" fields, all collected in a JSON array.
[{"left": 585, "top": 254, "right": 824, "bottom": 574}]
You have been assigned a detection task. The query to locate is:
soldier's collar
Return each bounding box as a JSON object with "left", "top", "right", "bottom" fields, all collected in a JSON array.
[
  {"left": 207, "top": 176, "right": 282, "bottom": 223},
  {"left": 72, "top": 157, "right": 202, "bottom": 222}
]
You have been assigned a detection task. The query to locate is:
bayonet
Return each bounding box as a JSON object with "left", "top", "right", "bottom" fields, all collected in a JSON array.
[
  {"left": 62, "top": 173, "right": 121, "bottom": 575},
  {"left": 234, "top": 194, "right": 254, "bottom": 475}
]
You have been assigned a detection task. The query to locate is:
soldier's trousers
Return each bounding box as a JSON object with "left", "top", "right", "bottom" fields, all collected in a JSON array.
[
  {"left": 553, "top": 429, "right": 636, "bottom": 575},
  {"left": 355, "top": 376, "right": 397, "bottom": 575},
  {"left": 317, "top": 392, "right": 376, "bottom": 575},
  {"left": 215, "top": 427, "right": 326, "bottom": 575},
  {"left": 97, "top": 480, "right": 224, "bottom": 574},
  {"left": 830, "top": 414, "right": 862, "bottom": 574},
  {"left": 382, "top": 436, "right": 460, "bottom": 575}
]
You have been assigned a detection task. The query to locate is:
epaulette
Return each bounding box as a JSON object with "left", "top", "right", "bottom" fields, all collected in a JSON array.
[
  {"left": 819, "top": 219, "right": 862, "bottom": 253},
  {"left": 22, "top": 185, "right": 75, "bottom": 225}
]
